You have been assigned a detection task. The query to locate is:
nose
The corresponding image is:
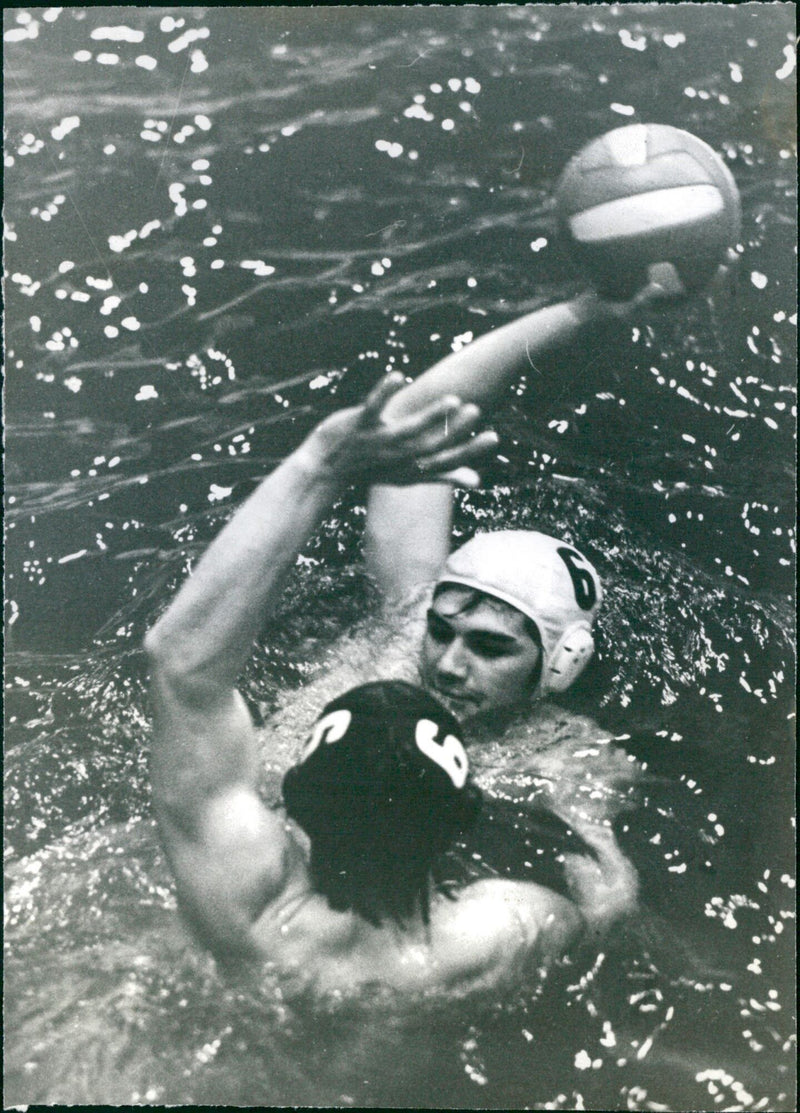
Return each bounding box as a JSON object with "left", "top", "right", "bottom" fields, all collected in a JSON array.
[{"left": 435, "top": 637, "right": 468, "bottom": 681}]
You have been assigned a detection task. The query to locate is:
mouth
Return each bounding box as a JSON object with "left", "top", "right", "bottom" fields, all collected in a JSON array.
[{"left": 428, "top": 686, "right": 480, "bottom": 715}]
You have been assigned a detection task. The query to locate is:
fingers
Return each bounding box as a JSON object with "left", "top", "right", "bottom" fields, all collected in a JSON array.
[
  {"left": 377, "top": 394, "right": 472, "bottom": 442},
  {"left": 392, "top": 401, "right": 484, "bottom": 458},
  {"left": 708, "top": 254, "right": 740, "bottom": 301},
  {"left": 632, "top": 280, "right": 665, "bottom": 307},
  {"left": 435, "top": 466, "right": 482, "bottom": 489},
  {"left": 415, "top": 429, "right": 499, "bottom": 475},
  {"left": 359, "top": 380, "right": 479, "bottom": 454},
  {"left": 359, "top": 372, "right": 407, "bottom": 426},
  {"left": 359, "top": 393, "right": 488, "bottom": 462},
  {"left": 345, "top": 378, "right": 499, "bottom": 485}
]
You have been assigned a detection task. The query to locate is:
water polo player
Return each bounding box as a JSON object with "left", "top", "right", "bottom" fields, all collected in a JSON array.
[
  {"left": 420, "top": 530, "right": 603, "bottom": 722},
  {"left": 281, "top": 681, "right": 483, "bottom": 930},
  {"left": 149, "top": 666, "right": 633, "bottom": 988},
  {"left": 360, "top": 287, "right": 638, "bottom": 730}
]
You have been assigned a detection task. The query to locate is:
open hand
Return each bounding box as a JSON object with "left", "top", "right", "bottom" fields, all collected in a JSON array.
[{"left": 304, "top": 373, "right": 499, "bottom": 487}]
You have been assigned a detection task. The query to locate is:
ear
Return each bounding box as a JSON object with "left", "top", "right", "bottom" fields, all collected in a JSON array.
[{"left": 542, "top": 624, "right": 595, "bottom": 694}]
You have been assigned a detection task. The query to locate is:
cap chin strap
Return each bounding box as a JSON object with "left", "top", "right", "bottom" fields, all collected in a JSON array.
[{"left": 540, "top": 622, "right": 595, "bottom": 695}]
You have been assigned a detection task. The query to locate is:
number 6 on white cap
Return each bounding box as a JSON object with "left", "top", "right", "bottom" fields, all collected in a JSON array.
[{"left": 415, "top": 719, "right": 468, "bottom": 788}]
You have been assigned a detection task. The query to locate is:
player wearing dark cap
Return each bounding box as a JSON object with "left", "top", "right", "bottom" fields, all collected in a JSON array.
[
  {"left": 150, "top": 670, "right": 631, "bottom": 992},
  {"left": 282, "top": 681, "right": 481, "bottom": 929}
]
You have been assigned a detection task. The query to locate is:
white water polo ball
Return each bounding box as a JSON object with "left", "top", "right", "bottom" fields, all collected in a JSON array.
[{"left": 556, "top": 123, "right": 741, "bottom": 299}]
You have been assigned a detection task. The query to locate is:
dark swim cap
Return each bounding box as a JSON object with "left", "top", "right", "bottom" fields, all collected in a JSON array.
[{"left": 282, "top": 681, "right": 481, "bottom": 848}]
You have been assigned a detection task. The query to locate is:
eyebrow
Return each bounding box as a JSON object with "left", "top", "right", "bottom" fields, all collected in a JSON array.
[
  {"left": 467, "top": 631, "right": 519, "bottom": 647},
  {"left": 427, "top": 610, "right": 520, "bottom": 647}
]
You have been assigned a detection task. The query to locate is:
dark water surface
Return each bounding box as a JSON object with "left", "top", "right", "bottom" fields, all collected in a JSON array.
[{"left": 4, "top": 5, "right": 796, "bottom": 1109}]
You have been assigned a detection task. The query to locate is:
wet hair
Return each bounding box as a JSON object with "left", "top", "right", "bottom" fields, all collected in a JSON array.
[
  {"left": 282, "top": 681, "right": 482, "bottom": 927},
  {"left": 431, "top": 583, "right": 544, "bottom": 692}
]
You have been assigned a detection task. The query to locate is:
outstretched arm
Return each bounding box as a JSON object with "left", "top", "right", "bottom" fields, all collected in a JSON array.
[
  {"left": 364, "top": 291, "right": 621, "bottom": 602},
  {"left": 144, "top": 377, "right": 495, "bottom": 956},
  {"left": 382, "top": 291, "right": 611, "bottom": 421},
  {"left": 365, "top": 255, "right": 735, "bottom": 605}
]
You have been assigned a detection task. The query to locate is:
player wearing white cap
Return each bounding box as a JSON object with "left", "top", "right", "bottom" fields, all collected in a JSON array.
[
  {"left": 421, "top": 530, "right": 603, "bottom": 720},
  {"left": 362, "top": 290, "right": 621, "bottom": 729},
  {"left": 354, "top": 291, "right": 659, "bottom": 857},
  {"left": 363, "top": 267, "right": 732, "bottom": 730}
]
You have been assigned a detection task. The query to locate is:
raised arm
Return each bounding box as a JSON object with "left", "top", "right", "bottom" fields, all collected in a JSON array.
[
  {"left": 366, "top": 267, "right": 696, "bottom": 604},
  {"left": 384, "top": 291, "right": 610, "bottom": 421},
  {"left": 144, "top": 377, "right": 495, "bottom": 957},
  {"left": 364, "top": 291, "right": 619, "bottom": 602}
]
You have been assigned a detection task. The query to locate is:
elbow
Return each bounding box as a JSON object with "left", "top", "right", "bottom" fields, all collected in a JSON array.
[
  {"left": 144, "top": 622, "right": 231, "bottom": 710},
  {"left": 144, "top": 622, "right": 202, "bottom": 698},
  {"left": 143, "top": 621, "right": 179, "bottom": 682}
]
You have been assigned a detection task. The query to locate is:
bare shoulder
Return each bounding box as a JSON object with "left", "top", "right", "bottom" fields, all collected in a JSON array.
[
  {"left": 431, "top": 879, "right": 583, "bottom": 989},
  {"left": 463, "top": 877, "right": 583, "bottom": 945}
]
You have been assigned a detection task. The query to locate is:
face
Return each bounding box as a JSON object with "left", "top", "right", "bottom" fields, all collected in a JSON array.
[{"left": 419, "top": 587, "right": 542, "bottom": 725}]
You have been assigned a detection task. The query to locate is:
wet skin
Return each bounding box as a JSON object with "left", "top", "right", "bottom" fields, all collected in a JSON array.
[{"left": 419, "top": 587, "right": 542, "bottom": 724}]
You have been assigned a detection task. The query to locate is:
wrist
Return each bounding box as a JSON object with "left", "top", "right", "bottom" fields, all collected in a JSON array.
[
  {"left": 291, "top": 426, "right": 351, "bottom": 490},
  {"left": 565, "top": 291, "right": 607, "bottom": 327}
]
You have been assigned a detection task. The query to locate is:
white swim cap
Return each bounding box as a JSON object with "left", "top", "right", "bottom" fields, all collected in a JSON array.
[{"left": 437, "top": 530, "right": 603, "bottom": 696}]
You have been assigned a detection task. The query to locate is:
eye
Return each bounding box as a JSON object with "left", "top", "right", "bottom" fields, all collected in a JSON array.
[
  {"left": 467, "top": 636, "right": 512, "bottom": 659},
  {"left": 426, "top": 611, "right": 453, "bottom": 644}
]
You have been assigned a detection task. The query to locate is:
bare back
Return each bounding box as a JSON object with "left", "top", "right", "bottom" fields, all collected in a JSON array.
[{"left": 242, "top": 826, "right": 583, "bottom": 1001}]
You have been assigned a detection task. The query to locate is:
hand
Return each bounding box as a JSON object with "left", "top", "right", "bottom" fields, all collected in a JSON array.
[
  {"left": 706, "top": 247, "right": 741, "bottom": 306},
  {"left": 302, "top": 373, "right": 500, "bottom": 487},
  {"left": 591, "top": 247, "right": 742, "bottom": 319},
  {"left": 563, "top": 824, "right": 639, "bottom": 931}
]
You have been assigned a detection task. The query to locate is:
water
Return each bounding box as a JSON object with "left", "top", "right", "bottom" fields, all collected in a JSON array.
[{"left": 4, "top": 5, "right": 796, "bottom": 1108}]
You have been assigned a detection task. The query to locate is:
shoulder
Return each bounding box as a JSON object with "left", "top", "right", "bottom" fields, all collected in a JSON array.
[
  {"left": 432, "top": 879, "right": 582, "bottom": 989},
  {"left": 468, "top": 877, "right": 583, "bottom": 945}
]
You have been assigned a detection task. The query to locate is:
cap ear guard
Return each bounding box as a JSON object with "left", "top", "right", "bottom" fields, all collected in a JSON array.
[{"left": 541, "top": 622, "right": 595, "bottom": 694}]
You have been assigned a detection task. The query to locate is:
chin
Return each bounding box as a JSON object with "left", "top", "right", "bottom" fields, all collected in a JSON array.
[
  {"left": 468, "top": 701, "right": 527, "bottom": 734},
  {"left": 440, "top": 694, "right": 481, "bottom": 722},
  {"left": 420, "top": 682, "right": 478, "bottom": 722}
]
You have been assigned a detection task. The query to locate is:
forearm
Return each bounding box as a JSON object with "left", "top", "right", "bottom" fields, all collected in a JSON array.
[
  {"left": 145, "top": 376, "right": 493, "bottom": 693},
  {"left": 364, "top": 481, "right": 453, "bottom": 601},
  {"left": 382, "top": 292, "right": 609, "bottom": 421},
  {"left": 145, "top": 439, "right": 341, "bottom": 695},
  {"left": 363, "top": 294, "right": 608, "bottom": 598}
]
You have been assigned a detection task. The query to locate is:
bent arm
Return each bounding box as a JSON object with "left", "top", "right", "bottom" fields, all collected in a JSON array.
[
  {"left": 145, "top": 450, "right": 343, "bottom": 957},
  {"left": 365, "top": 293, "right": 615, "bottom": 602}
]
